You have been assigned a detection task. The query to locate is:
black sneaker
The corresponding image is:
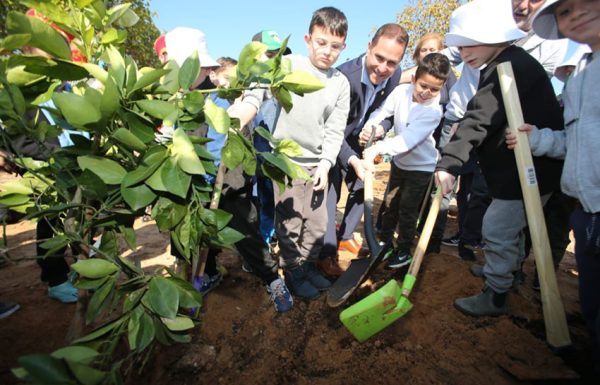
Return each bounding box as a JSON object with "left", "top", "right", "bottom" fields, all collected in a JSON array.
[
  {"left": 0, "top": 302, "right": 20, "bottom": 319},
  {"left": 442, "top": 234, "right": 460, "bottom": 247},
  {"left": 458, "top": 242, "right": 476, "bottom": 261},
  {"left": 387, "top": 250, "right": 413, "bottom": 269}
]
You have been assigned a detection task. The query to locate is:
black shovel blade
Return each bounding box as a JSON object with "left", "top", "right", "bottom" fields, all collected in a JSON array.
[{"left": 326, "top": 239, "right": 392, "bottom": 308}]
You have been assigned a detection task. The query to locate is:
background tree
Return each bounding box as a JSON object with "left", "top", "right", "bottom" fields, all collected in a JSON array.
[
  {"left": 108, "top": 0, "right": 161, "bottom": 67},
  {"left": 396, "top": 0, "right": 464, "bottom": 68}
]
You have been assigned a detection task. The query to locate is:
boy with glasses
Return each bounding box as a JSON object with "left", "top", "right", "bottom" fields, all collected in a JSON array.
[{"left": 230, "top": 7, "right": 350, "bottom": 300}]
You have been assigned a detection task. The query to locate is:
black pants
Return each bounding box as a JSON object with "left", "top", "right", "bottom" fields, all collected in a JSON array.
[
  {"left": 379, "top": 164, "right": 432, "bottom": 252},
  {"left": 36, "top": 218, "right": 70, "bottom": 287}
]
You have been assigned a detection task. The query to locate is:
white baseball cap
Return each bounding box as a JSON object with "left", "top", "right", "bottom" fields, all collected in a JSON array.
[
  {"left": 445, "top": 0, "right": 527, "bottom": 47},
  {"left": 165, "top": 27, "right": 220, "bottom": 68}
]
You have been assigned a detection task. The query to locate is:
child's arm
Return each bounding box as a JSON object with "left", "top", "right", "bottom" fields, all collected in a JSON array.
[{"left": 506, "top": 124, "right": 567, "bottom": 159}]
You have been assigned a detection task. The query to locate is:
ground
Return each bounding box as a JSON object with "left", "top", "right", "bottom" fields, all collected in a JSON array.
[{"left": 0, "top": 166, "right": 596, "bottom": 385}]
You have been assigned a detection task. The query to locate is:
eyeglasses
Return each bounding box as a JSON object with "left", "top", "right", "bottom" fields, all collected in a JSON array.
[{"left": 309, "top": 35, "right": 345, "bottom": 53}]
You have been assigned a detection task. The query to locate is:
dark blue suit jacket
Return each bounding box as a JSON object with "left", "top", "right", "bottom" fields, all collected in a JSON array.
[{"left": 336, "top": 54, "right": 402, "bottom": 167}]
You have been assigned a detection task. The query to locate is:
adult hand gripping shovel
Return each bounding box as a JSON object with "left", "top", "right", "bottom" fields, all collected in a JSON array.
[
  {"left": 339, "top": 188, "right": 443, "bottom": 342},
  {"left": 327, "top": 129, "right": 393, "bottom": 307}
]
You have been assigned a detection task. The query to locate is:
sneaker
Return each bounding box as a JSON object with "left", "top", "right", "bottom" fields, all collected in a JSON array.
[
  {"left": 386, "top": 250, "right": 413, "bottom": 269},
  {"left": 48, "top": 281, "right": 78, "bottom": 303},
  {"left": 193, "top": 273, "right": 223, "bottom": 295},
  {"left": 304, "top": 262, "right": 331, "bottom": 291},
  {"left": 284, "top": 266, "right": 319, "bottom": 300},
  {"left": 0, "top": 302, "right": 20, "bottom": 319},
  {"left": 442, "top": 234, "right": 460, "bottom": 247},
  {"left": 267, "top": 278, "right": 293, "bottom": 313},
  {"left": 458, "top": 242, "right": 476, "bottom": 261}
]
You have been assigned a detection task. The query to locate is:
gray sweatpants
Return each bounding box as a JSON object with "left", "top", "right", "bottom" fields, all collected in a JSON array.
[
  {"left": 482, "top": 195, "right": 550, "bottom": 293},
  {"left": 274, "top": 165, "right": 328, "bottom": 269}
]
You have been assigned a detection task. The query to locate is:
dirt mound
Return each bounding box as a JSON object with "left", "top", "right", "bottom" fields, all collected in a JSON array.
[{"left": 0, "top": 167, "right": 595, "bottom": 385}]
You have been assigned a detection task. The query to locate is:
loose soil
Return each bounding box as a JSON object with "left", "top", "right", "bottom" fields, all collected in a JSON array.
[{"left": 0, "top": 166, "right": 596, "bottom": 385}]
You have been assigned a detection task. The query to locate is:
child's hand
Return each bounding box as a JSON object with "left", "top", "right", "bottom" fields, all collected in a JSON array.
[
  {"left": 358, "top": 124, "right": 384, "bottom": 146},
  {"left": 313, "top": 160, "right": 331, "bottom": 191},
  {"left": 434, "top": 170, "right": 455, "bottom": 195},
  {"left": 505, "top": 124, "right": 536, "bottom": 149},
  {"left": 349, "top": 157, "right": 368, "bottom": 181}
]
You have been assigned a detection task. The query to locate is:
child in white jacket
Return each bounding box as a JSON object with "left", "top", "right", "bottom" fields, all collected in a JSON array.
[{"left": 362, "top": 53, "right": 450, "bottom": 269}]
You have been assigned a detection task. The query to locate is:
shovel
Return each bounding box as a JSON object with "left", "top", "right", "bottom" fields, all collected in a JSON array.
[{"left": 340, "top": 187, "right": 443, "bottom": 342}]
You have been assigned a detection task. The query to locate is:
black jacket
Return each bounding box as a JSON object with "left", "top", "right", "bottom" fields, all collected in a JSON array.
[{"left": 437, "top": 46, "right": 564, "bottom": 200}]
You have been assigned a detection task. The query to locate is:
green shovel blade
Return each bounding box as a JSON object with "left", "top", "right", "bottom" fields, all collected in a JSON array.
[{"left": 340, "top": 278, "right": 415, "bottom": 342}]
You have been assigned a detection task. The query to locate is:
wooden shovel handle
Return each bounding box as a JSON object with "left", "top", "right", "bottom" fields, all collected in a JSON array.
[
  {"left": 404, "top": 188, "right": 443, "bottom": 290},
  {"left": 497, "top": 62, "right": 570, "bottom": 348}
]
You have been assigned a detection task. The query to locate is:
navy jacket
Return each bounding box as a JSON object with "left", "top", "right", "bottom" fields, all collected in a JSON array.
[{"left": 336, "top": 54, "right": 402, "bottom": 167}]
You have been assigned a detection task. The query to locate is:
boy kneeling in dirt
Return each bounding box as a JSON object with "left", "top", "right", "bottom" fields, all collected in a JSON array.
[
  {"left": 360, "top": 53, "right": 451, "bottom": 269},
  {"left": 434, "top": 0, "right": 564, "bottom": 316},
  {"left": 507, "top": 0, "right": 600, "bottom": 373}
]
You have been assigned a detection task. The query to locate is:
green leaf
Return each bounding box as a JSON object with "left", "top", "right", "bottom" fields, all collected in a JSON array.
[
  {"left": 52, "top": 92, "right": 102, "bottom": 129},
  {"left": 107, "top": 3, "right": 132, "bottom": 25},
  {"left": 78, "top": 63, "right": 109, "bottom": 84},
  {"left": 119, "top": 225, "right": 137, "bottom": 251},
  {"left": 281, "top": 70, "right": 325, "bottom": 94},
  {"left": 161, "top": 316, "right": 195, "bottom": 331},
  {"left": 106, "top": 45, "right": 125, "bottom": 87},
  {"left": 273, "top": 86, "right": 293, "bottom": 113},
  {"left": 237, "top": 41, "right": 267, "bottom": 76},
  {"left": 101, "top": 28, "right": 127, "bottom": 45},
  {"left": 6, "top": 12, "right": 71, "bottom": 60},
  {"left": 78, "top": 156, "right": 126, "bottom": 185},
  {"left": 129, "top": 68, "right": 170, "bottom": 95},
  {"left": 65, "top": 361, "right": 107, "bottom": 385},
  {"left": 100, "top": 76, "right": 120, "bottom": 118},
  {"left": 112, "top": 128, "right": 146, "bottom": 151},
  {"left": 71, "top": 259, "right": 119, "bottom": 279},
  {"left": 221, "top": 133, "right": 245, "bottom": 170},
  {"left": 75, "top": 276, "right": 109, "bottom": 290},
  {"left": 146, "top": 158, "right": 190, "bottom": 199},
  {"left": 121, "top": 151, "right": 167, "bottom": 188},
  {"left": 143, "top": 276, "right": 179, "bottom": 318},
  {"left": 31, "top": 80, "right": 62, "bottom": 106},
  {"left": 121, "top": 184, "right": 156, "bottom": 211},
  {"left": 136, "top": 99, "right": 177, "bottom": 120},
  {"left": 136, "top": 312, "right": 155, "bottom": 351},
  {"left": 39, "top": 234, "right": 69, "bottom": 252},
  {"left": 179, "top": 51, "right": 200, "bottom": 90},
  {"left": 6, "top": 65, "right": 44, "bottom": 86},
  {"left": 73, "top": 317, "right": 125, "bottom": 344},
  {"left": 51, "top": 346, "right": 99, "bottom": 365},
  {"left": 86, "top": 277, "right": 115, "bottom": 323},
  {"left": 124, "top": 113, "right": 156, "bottom": 144},
  {"left": 150, "top": 197, "right": 186, "bottom": 231},
  {"left": 183, "top": 90, "right": 204, "bottom": 114},
  {"left": 216, "top": 226, "right": 245, "bottom": 247},
  {"left": 172, "top": 128, "right": 205, "bottom": 175},
  {"left": 115, "top": 8, "right": 139, "bottom": 28},
  {"left": 77, "top": 170, "right": 108, "bottom": 200},
  {"left": 0, "top": 180, "right": 33, "bottom": 195},
  {"left": 18, "top": 354, "right": 72, "bottom": 384},
  {"left": 171, "top": 278, "right": 202, "bottom": 309},
  {"left": 261, "top": 152, "right": 311, "bottom": 180},
  {"left": 125, "top": 56, "right": 138, "bottom": 92},
  {"left": 0, "top": 33, "right": 31, "bottom": 51},
  {"left": 275, "top": 138, "right": 303, "bottom": 157},
  {"left": 204, "top": 97, "right": 230, "bottom": 134},
  {"left": 243, "top": 155, "right": 257, "bottom": 176}
]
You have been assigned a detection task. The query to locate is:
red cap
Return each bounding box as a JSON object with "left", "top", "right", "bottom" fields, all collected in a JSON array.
[{"left": 154, "top": 34, "right": 167, "bottom": 56}]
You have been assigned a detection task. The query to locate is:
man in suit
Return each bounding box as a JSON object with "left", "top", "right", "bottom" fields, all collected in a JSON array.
[{"left": 318, "top": 23, "right": 408, "bottom": 276}]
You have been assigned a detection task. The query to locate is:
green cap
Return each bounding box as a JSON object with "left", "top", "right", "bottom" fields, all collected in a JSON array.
[{"left": 252, "top": 30, "right": 283, "bottom": 51}]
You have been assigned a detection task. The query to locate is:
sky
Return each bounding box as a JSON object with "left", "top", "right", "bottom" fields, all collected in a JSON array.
[{"left": 150, "top": 0, "right": 410, "bottom": 63}]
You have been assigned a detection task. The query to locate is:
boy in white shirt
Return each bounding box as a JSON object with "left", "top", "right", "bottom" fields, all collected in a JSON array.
[{"left": 362, "top": 53, "right": 450, "bottom": 269}]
